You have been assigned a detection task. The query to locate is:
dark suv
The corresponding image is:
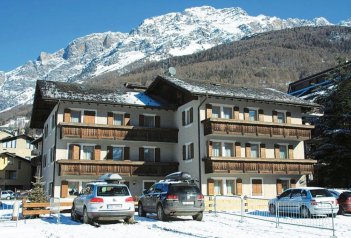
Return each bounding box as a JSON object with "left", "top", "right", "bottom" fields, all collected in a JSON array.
[{"left": 138, "top": 172, "right": 205, "bottom": 221}]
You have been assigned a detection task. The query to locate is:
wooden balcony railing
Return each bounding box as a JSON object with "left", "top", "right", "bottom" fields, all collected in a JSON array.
[
  {"left": 58, "top": 160, "right": 179, "bottom": 177},
  {"left": 203, "top": 118, "right": 313, "bottom": 140},
  {"left": 59, "top": 122, "right": 178, "bottom": 143},
  {"left": 204, "top": 157, "right": 316, "bottom": 175}
]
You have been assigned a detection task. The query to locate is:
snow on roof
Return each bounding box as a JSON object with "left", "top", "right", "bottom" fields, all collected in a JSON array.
[
  {"left": 37, "top": 80, "right": 164, "bottom": 108},
  {"left": 160, "top": 76, "right": 318, "bottom": 107}
]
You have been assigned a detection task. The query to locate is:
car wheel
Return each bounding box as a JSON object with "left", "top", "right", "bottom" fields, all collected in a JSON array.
[
  {"left": 157, "top": 205, "right": 167, "bottom": 221},
  {"left": 138, "top": 203, "right": 146, "bottom": 217},
  {"left": 300, "top": 206, "right": 311, "bottom": 218},
  {"left": 338, "top": 207, "right": 345, "bottom": 215},
  {"left": 124, "top": 216, "right": 135, "bottom": 224},
  {"left": 83, "top": 207, "right": 91, "bottom": 224},
  {"left": 192, "top": 212, "right": 203, "bottom": 221},
  {"left": 71, "top": 205, "right": 80, "bottom": 221},
  {"left": 269, "top": 204, "right": 276, "bottom": 215}
]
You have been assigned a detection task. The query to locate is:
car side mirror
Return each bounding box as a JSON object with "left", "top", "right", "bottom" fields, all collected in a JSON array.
[{"left": 143, "top": 189, "right": 148, "bottom": 195}]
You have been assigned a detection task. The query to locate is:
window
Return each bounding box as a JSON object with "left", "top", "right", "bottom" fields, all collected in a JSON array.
[
  {"left": 214, "top": 180, "right": 222, "bottom": 195},
  {"left": 44, "top": 124, "right": 48, "bottom": 138},
  {"left": 251, "top": 179, "right": 263, "bottom": 196},
  {"left": 183, "top": 107, "right": 193, "bottom": 126},
  {"left": 251, "top": 144, "right": 259, "bottom": 158},
  {"left": 281, "top": 180, "right": 290, "bottom": 192},
  {"left": 144, "top": 148, "right": 155, "bottom": 162},
  {"left": 212, "top": 106, "right": 220, "bottom": 118},
  {"left": 82, "top": 145, "right": 94, "bottom": 160},
  {"left": 50, "top": 146, "right": 55, "bottom": 162},
  {"left": 51, "top": 114, "right": 56, "bottom": 129},
  {"left": 113, "top": 113, "right": 124, "bottom": 126},
  {"left": 212, "top": 105, "right": 233, "bottom": 119},
  {"left": 143, "top": 181, "right": 156, "bottom": 191},
  {"left": 3, "top": 140, "right": 17, "bottom": 148},
  {"left": 223, "top": 107, "right": 233, "bottom": 119},
  {"left": 5, "top": 170, "right": 16, "bottom": 180},
  {"left": 184, "top": 143, "right": 194, "bottom": 160},
  {"left": 249, "top": 109, "right": 257, "bottom": 121},
  {"left": 212, "top": 142, "right": 221, "bottom": 157},
  {"left": 223, "top": 143, "right": 234, "bottom": 157},
  {"left": 279, "top": 145, "right": 288, "bottom": 159},
  {"left": 18, "top": 161, "right": 22, "bottom": 170},
  {"left": 226, "top": 180, "right": 236, "bottom": 195},
  {"left": 8, "top": 157, "right": 13, "bottom": 165},
  {"left": 144, "top": 115, "right": 155, "bottom": 128},
  {"left": 43, "top": 154, "right": 47, "bottom": 167},
  {"left": 112, "top": 147, "right": 124, "bottom": 161},
  {"left": 71, "top": 110, "right": 81, "bottom": 123},
  {"left": 68, "top": 181, "right": 79, "bottom": 196},
  {"left": 277, "top": 112, "right": 285, "bottom": 123}
]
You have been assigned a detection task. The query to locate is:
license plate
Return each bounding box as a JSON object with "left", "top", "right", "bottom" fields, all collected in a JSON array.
[
  {"left": 107, "top": 204, "right": 122, "bottom": 209},
  {"left": 182, "top": 201, "right": 194, "bottom": 205}
]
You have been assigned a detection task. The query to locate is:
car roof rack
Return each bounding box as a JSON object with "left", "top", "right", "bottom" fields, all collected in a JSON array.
[
  {"left": 97, "top": 173, "right": 123, "bottom": 184},
  {"left": 159, "top": 172, "right": 198, "bottom": 183}
]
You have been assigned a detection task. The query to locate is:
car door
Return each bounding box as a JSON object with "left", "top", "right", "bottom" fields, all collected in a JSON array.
[
  {"left": 276, "top": 189, "right": 292, "bottom": 213},
  {"left": 75, "top": 185, "right": 93, "bottom": 215},
  {"left": 143, "top": 184, "right": 155, "bottom": 212},
  {"left": 289, "top": 189, "right": 302, "bottom": 214},
  {"left": 150, "top": 183, "right": 163, "bottom": 212}
]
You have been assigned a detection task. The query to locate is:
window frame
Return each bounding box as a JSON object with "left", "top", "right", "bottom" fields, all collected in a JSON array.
[
  {"left": 111, "top": 145, "right": 125, "bottom": 161},
  {"left": 112, "top": 112, "right": 124, "bottom": 126},
  {"left": 183, "top": 107, "right": 193, "bottom": 126},
  {"left": 276, "top": 110, "right": 286, "bottom": 124},
  {"left": 211, "top": 104, "right": 233, "bottom": 119},
  {"left": 278, "top": 143, "right": 289, "bottom": 159},
  {"left": 143, "top": 114, "right": 156, "bottom": 128},
  {"left": 248, "top": 108, "right": 258, "bottom": 121},
  {"left": 143, "top": 146, "right": 156, "bottom": 162},
  {"left": 249, "top": 143, "right": 260, "bottom": 158},
  {"left": 184, "top": 142, "right": 194, "bottom": 161},
  {"left": 250, "top": 177, "right": 264, "bottom": 197}
]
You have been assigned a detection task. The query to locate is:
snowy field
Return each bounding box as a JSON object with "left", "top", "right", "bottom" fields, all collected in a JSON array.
[{"left": 1, "top": 209, "right": 351, "bottom": 238}]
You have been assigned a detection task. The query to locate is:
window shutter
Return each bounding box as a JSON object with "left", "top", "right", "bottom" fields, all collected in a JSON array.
[
  {"left": 286, "top": 112, "right": 291, "bottom": 124},
  {"left": 208, "top": 141, "right": 213, "bottom": 157},
  {"left": 252, "top": 179, "right": 262, "bottom": 196},
  {"left": 244, "top": 108, "right": 249, "bottom": 121},
  {"left": 290, "top": 179, "right": 296, "bottom": 188},
  {"left": 288, "top": 145, "right": 294, "bottom": 159},
  {"left": 236, "top": 179, "right": 242, "bottom": 195},
  {"left": 155, "top": 148, "right": 160, "bottom": 162},
  {"left": 124, "top": 113, "right": 131, "bottom": 126},
  {"left": 206, "top": 104, "right": 212, "bottom": 119},
  {"left": 139, "top": 147, "right": 144, "bottom": 161},
  {"left": 182, "top": 111, "right": 185, "bottom": 126},
  {"left": 94, "top": 145, "right": 101, "bottom": 160},
  {"left": 234, "top": 106, "right": 239, "bottom": 119},
  {"left": 274, "top": 144, "right": 280, "bottom": 159},
  {"left": 61, "top": 181, "right": 68, "bottom": 198},
  {"left": 272, "top": 111, "right": 278, "bottom": 123},
  {"left": 258, "top": 109, "right": 264, "bottom": 122},
  {"left": 276, "top": 179, "right": 283, "bottom": 195},
  {"left": 190, "top": 143, "right": 194, "bottom": 159},
  {"left": 235, "top": 142, "right": 241, "bottom": 157},
  {"left": 64, "top": 109, "right": 71, "bottom": 122},
  {"left": 139, "top": 115, "right": 144, "bottom": 126},
  {"left": 190, "top": 108, "right": 193, "bottom": 123},
  {"left": 245, "top": 143, "right": 251, "bottom": 158},
  {"left": 107, "top": 112, "right": 113, "bottom": 125},
  {"left": 84, "top": 111, "right": 95, "bottom": 124},
  {"left": 260, "top": 143, "right": 266, "bottom": 158},
  {"left": 107, "top": 146, "right": 113, "bottom": 160},
  {"left": 207, "top": 178, "right": 214, "bottom": 196},
  {"left": 183, "top": 145, "right": 186, "bottom": 160},
  {"left": 69, "top": 144, "right": 80, "bottom": 160},
  {"left": 124, "top": 147, "right": 130, "bottom": 160},
  {"left": 155, "top": 116, "right": 160, "bottom": 128}
]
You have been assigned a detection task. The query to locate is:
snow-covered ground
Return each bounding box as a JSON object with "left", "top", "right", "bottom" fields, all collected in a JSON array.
[{"left": 1, "top": 208, "right": 350, "bottom": 238}]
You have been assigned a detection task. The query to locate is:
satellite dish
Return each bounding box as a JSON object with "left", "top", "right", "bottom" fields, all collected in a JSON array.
[{"left": 168, "top": 67, "right": 176, "bottom": 76}]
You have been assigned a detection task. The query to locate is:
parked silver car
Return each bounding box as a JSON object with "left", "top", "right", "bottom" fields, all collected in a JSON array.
[
  {"left": 268, "top": 187, "right": 338, "bottom": 218},
  {"left": 0, "top": 190, "right": 15, "bottom": 200}
]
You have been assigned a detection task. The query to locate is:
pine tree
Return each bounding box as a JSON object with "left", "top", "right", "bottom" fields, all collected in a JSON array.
[{"left": 28, "top": 176, "right": 47, "bottom": 203}]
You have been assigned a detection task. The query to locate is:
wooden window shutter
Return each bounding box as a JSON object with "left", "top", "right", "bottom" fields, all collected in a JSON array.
[
  {"left": 69, "top": 144, "right": 80, "bottom": 160},
  {"left": 64, "top": 109, "right": 71, "bottom": 122},
  {"left": 107, "top": 146, "right": 113, "bottom": 160},
  {"left": 244, "top": 108, "right": 249, "bottom": 121},
  {"left": 208, "top": 141, "right": 213, "bottom": 157},
  {"left": 258, "top": 109, "right": 264, "bottom": 122},
  {"left": 107, "top": 112, "right": 114, "bottom": 125},
  {"left": 260, "top": 143, "right": 266, "bottom": 158},
  {"left": 235, "top": 142, "right": 241, "bottom": 157},
  {"left": 183, "top": 145, "right": 186, "bottom": 160},
  {"left": 190, "top": 143, "right": 194, "bottom": 159},
  {"left": 245, "top": 143, "right": 251, "bottom": 158},
  {"left": 274, "top": 144, "right": 280, "bottom": 159},
  {"left": 84, "top": 111, "right": 95, "bottom": 124},
  {"left": 207, "top": 178, "right": 214, "bottom": 196},
  {"left": 139, "top": 147, "right": 144, "bottom": 161},
  {"left": 182, "top": 111, "right": 185, "bottom": 126},
  {"left": 139, "top": 115, "right": 144, "bottom": 126},
  {"left": 234, "top": 106, "right": 239, "bottom": 119},
  {"left": 272, "top": 111, "right": 278, "bottom": 123},
  {"left": 124, "top": 113, "right": 131, "bottom": 126},
  {"left": 190, "top": 108, "right": 193, "bottom": 123},
  {"left": 236, "top": 179, "right": 243, "bottom": 195},
  {"left": 286, "top": 112, "right": 291, "bottom": 124},
  {"left": 206, "top": 104, "right": 212, "bottom": 119},
  {"left": 252, "top": 179, "right": 262, "bottom": 196},
  {"left": 288, "top": 145, "right": 294, "bottom": 159},
  {"left": 155, "top": 148, "right": 160, "bottom": 162},
  {"left": 276, "top": 179, "right": 283, "bottom": 195},
  {"left": 155, "top": 116, "right": 160, "bottom": 128},
  {"left": 124, "top": 147, "right": 130, "bottom": 160},
  {"left": 290, "top": 179, "right": 296, "bottom": 188},
  {"left": 94, "top": 145, "right": 101, "bottom": 160},
  {"left": 61, "top": 181, "right": 68, "bottom": 198}
]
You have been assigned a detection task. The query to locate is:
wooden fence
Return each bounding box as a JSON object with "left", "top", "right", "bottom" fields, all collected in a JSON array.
[{"left": 22, "top": 199, "right": 72, "bottom": 216}]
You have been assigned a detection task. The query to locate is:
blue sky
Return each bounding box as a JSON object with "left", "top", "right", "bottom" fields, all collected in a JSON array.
[{"left": 0, "top": 0, "right": 350, "bottom": 72}]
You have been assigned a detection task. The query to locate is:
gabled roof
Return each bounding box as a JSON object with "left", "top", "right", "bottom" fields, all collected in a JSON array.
[
  {"left": 0, "top": 152, "right": 31, "bottom": 163},
  {"left": 0, "top": 134, "right": 34, "bottom": 143},
  {"left": 147, "top": 76, "right": 318, "bottom": 108}
]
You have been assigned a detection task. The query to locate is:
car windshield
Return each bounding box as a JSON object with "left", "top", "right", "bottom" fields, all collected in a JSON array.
[
  {"left": 97, "top": 186, "right": 130, "bottom": 196},
  {"left": 310, "top": 189, "right": 333, "bottom": 198},
  {"left": 169, "top": 185, "right": 200, "bottom": 194}
]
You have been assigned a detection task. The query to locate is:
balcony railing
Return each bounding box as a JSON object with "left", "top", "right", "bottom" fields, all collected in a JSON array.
[
  {"left": 204, "top": 157, "right": 316, "bottom": 175},
  {"left": 203, "top": 118, "right": 313, "bottom": 140},
  {"left": 59, "top": 122, "right": 178, "bottom": 143},
  {"left": 57, "top": 159, "right": 179, "bottom": 177}
]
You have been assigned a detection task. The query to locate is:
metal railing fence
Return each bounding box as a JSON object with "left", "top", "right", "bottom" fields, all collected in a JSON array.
[{"left": 0, "top": 200, "right": 19, "bottom": 227}]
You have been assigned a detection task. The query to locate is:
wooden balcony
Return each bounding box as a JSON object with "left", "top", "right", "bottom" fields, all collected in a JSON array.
[
  {"left": 59, "top": 122, "right": 178, "bottom": 143},
  {"left": 203, "top": 118, "right": 313, "bottom": 140},
  {"left": 57, "top": 159, "right": 179, "bottom": 177},
  {"left": 204, "top": 157, "right": 316, "bottom": 175}
]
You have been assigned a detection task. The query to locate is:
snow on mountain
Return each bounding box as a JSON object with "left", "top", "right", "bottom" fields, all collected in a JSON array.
[{"left": 0, "top": 6, "right": 345, "bottom": 112}]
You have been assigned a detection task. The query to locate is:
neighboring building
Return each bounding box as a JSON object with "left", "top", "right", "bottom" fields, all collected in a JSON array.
[
  {"left": 0, "top": 130, "right": 13, "bottom": 140},
  {"left": 0, "top": 134, "right": 34, "bottom": 159},
  {"left": 30, "top": 76, "right": 317, "bottom": 199},
  {"left": 0, "top": 152, "right": 32, "bottom": 190}
]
